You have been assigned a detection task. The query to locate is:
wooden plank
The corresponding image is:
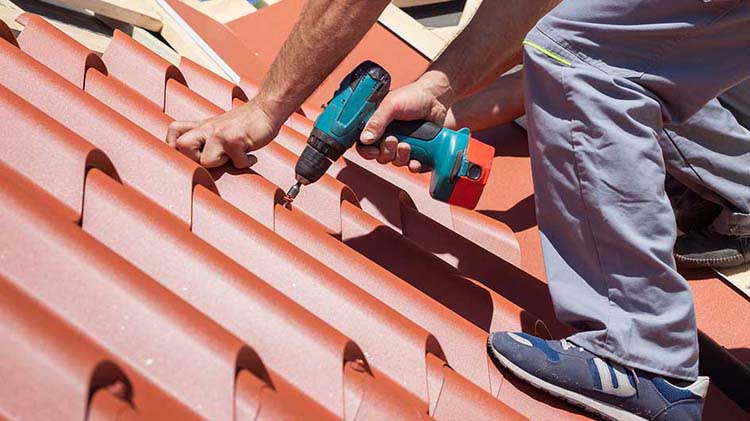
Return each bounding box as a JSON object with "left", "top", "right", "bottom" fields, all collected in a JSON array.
[
  {"left": 458, "top": 0, "right": 481, "bottom": 27},
  {"left": 716, "top": 265, "right": 750, "bottom": 299},
  {"left": 378, "top": 4, "right": 446, "bottom": 60},
  {"left": 96, "top": 14, "right": 179, "bottom": 64},
  {"left": 427, "top": 0, "right": 481, "bottom": 44},
  {"left": 0, "top": 0, "right": 23, "bottom": 37},
  {"left": 182, "top": 0, "right": 256, "bottom": 24},
  {"left": 41, "top": 0, "right": 162, "bottom": 31},
  {"left": 144, "top": 0, "right": 230, "bottom": 79},
  {"left": 10, "top": 0, "right": 113, "bottom": 54}
]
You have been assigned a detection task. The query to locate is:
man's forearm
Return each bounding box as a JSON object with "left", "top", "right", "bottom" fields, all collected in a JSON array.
[
  {"left": 447, "top": 70, "right": 525, "bottom": 131},
  {"left": 424, "top": 0, "right": 559, "bottom": 106},
  {"left": 254, "top": 0, "right": 390, "bottom": 128}
]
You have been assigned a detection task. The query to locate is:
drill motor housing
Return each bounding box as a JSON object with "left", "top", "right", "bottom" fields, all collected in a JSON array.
[{"left": 294, "top": 61, "right": 493, "bottom": 209}]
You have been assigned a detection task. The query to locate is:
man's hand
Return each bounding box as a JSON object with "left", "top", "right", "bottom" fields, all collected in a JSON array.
[
  {"left": 166, "top": 100, "right": 278, "bottom": 168},
  {"left": 357, "top": 73, "right": 453, "bottom": 173}
]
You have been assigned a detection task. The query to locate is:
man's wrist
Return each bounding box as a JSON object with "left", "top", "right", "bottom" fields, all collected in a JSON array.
[
  {"left": 251, "top": 93, "right": 291, "bottom": 133},
  {"left": 418, "top": 70, "right": 457, "bottom": 109}
]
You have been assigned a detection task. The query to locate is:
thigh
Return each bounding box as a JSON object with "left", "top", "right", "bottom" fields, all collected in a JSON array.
[
  {"left": 539, "top": 0, "right": 750, "bottom": 123},
  {"left": 662, "top": 98, "right": 750, "bottom": 212},
  {"left": 719, "top": 78, "right": 750, "bottom": 129}
]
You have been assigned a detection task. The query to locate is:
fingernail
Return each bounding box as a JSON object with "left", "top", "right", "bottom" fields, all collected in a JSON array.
[{"left": 361, "top": 131, "right": 375, "bottom": 142}]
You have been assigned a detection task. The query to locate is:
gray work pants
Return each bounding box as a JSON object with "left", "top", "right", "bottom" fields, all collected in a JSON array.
[{"left": 523, "top": 0, "right": 750, "bottom": 380}]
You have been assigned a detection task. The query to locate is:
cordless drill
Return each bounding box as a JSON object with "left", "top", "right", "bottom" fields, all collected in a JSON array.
[{"left": 285, "top": 61, "right": 494, "bottom": 210}]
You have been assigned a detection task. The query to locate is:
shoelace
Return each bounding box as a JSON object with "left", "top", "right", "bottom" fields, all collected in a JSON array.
[
  {"left": 559, "top": 340, "right": 643, "bottom": 388},
  {"left": 560, "top": 339, "right": 585, "bottom": 352}
]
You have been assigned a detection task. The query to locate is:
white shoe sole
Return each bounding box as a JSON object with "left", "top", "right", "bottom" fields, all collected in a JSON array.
[{"left": 487, "top": 336, "right": 647, "bottom": 421}]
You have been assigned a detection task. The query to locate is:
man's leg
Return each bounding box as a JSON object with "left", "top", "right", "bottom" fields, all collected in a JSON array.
[
  {"left": 487, "top": 36, "right": 708, "bottom": 419},
  {"left": 663, "top": 96, "right": 750, "bottom": 267},
  {"left": 488, "top": 2, "right": 750, "bottom": 418},
  {"left": 521, "top": 31, "right": 698, "bottom": 381}
]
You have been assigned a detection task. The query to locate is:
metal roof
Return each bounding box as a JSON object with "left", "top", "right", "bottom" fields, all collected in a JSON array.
[{"left": 0, "top": 3, "right": 747, "bottom": 419}]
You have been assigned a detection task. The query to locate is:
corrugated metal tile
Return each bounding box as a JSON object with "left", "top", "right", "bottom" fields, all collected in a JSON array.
[
  {"left": 0, "top": 164, "right": 258, "bottom": 420},
  {"left": 192, "top": 186, "right": 437, "bottom": 405},
  {"left": 15, "top": 13, "right": 106, "bottom": 89},
  {"left": 102, "top": 30, "right": 186, "bottom": 109},
  {"left": 81, "top": 169, "right": 389, "bottom": 418},
  {"left": 192, "top": 184, "right": 526, "bottom": 418},
  {"left": 0, "top": 84, "right": 117, "bottom": 222},
  {"left": 179, "top": 56, "right": 247, "bottom": 111},
  {"left": 0, "top": 37, "right": 214, "bottom": 227},
  {"left": 0, "top": 276, "right": 198, "bottom": 420},
  {"left": 2, "top": 8, "right": 748, "bottom": 419},
  {"left": 85, "top": 68, "right": 172, "bottom": 140}
]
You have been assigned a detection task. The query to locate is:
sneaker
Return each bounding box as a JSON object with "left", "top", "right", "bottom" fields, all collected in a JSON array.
[
  {"left": 671, "top": 189, "right": 722, "bottom": 233},
  {"left": 488, "top": 332, "right": 709, "bottom": 420},
  {"left": 674, "top": 226, "right": 750, "bottom": 269}
]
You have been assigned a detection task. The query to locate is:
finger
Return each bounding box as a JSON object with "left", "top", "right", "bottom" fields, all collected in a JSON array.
[
  {"left": 166, "top": 121, "right": 200, "bottom": 147},
  {"left": 408, "top": 160, "right": 423, "bottom": 173},
  {"left": 361, "top": 96, "right": 397, "bottom": 144},
  {"left": 175, "top": 129, "right": 206, "bottom": 163},
  {"left": 376, "top": 137, "right": 398, "bottom": 164},
  {"left": 199, "top": 138, "right": 229, "bottom": 168},
  {"left": 356, "top": 143, "right": 380, "bottom": 160},
  {"left": 393, "top": 142, "right": 411, "bottom": 167},
  {"left": 224, "top": 139, "right": 252, "bottom": 169}
]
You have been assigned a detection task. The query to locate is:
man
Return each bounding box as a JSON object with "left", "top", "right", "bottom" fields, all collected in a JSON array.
[{"left": 168, "top": 1, "right": 750, "bottom": 419}]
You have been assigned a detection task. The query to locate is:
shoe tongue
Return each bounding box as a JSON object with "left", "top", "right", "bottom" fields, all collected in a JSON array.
[
  {"left": 556, "top": 339, "right": 595, "bottom": 356},
  {"left": 665, "top": 376, "right": 710, "bottom": 398},
  {"left": 666, "top": 378, "right": 693, "bottom": 388}
]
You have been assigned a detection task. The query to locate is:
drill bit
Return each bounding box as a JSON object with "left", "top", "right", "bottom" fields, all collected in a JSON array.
[{"left": 283, "top": 181, "right": 302, "bottom": 208}]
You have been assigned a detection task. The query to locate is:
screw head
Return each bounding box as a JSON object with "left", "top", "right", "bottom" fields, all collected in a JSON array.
[{"left": 467, "top": 164, "right": 483, "bottom": 180}]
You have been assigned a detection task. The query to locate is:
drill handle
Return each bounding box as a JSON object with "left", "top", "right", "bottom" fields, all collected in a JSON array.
[{"left": 382, "top": 120, "right": 443, "bottom": 167}]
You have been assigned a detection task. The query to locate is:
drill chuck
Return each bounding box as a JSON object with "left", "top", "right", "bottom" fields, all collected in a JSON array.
[
  {"left": 294, "top": 144, "right": 332, "bottom": 185},
  {"left": 295, "top": 127, "right": 350, "bottom": 185}
]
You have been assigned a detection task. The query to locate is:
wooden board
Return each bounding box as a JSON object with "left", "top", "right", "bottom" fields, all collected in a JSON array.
[
  {"left": 0, "top": 0, "right": 23, "bottom": 36},
  {"left": 40, "top": 0, "right": 162, "bottom": 31},
  {"left": 182, "top": 0, "right": 255, "bottom": 24},
  {"left": 145, "top": 0, "right": 230, "bottom": 79},
  {"left": 428, "top": 0, "right": 481, "bottom": 44},
  {"left": 96, "top": 14, "right": 179, "bottom": 64},
  {"left": 378, "top": 3, "right": 447, "bottom": 60},
  {"left": 10, "top": 0, "right": 113, "bottom": 53},
  {"left": 716, "top": 265, "right": 750, "bottom": 299}
]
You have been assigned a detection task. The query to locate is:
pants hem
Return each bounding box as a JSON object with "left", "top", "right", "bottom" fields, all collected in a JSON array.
[{"left": 569, "top": 334, "right": 699, "bottom": 382}]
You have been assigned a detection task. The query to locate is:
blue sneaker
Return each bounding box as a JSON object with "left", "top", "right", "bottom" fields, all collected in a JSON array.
[{"left": 488, "top": 332, "right": 710, "bottom": 420}]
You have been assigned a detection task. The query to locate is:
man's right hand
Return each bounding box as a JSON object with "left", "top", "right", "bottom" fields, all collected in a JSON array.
[
  {"left": 166, "top": 99, "right": 279, "bottom": 169},
  {"left": 357, "top": 72, "right": 454, "bottom": 173}
]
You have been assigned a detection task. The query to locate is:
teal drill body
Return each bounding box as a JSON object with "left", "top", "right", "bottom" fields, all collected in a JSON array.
[{"left": 291, "top": 61, "right": 492, "bottom": 209}]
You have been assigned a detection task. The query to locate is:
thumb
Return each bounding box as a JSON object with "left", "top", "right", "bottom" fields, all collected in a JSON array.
[{"left": 361, "top": 97, "right": 397, "bottom": 144}]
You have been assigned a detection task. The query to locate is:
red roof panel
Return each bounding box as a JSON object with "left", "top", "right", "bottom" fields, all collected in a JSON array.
[
  {"left": 0, "top": 36, "right": 214, "bottom": 226},
  {"left": 102, "top": 30, "right": 186, "bottom": 109},
  {"left": 0, "top": 84, "right": 116, "bottom": 222},
  {"left": 15, "top": 13, "right": 106, "bottom": 89},
  {"left": 1, "top": 8, "right": 747, "bottom": 419},
  {"left": 0, "top": 277, "right": 196, "bottom": 420},
  {"left": 0, "top": 164, "right": 258, "bottom": 420}
]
